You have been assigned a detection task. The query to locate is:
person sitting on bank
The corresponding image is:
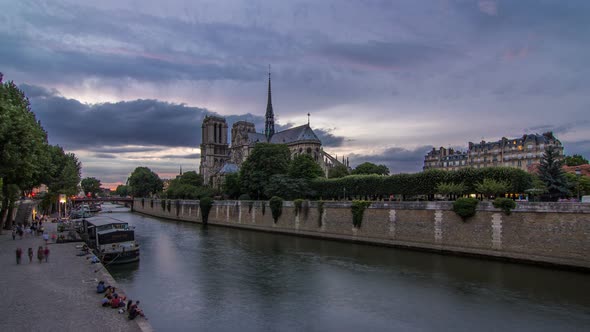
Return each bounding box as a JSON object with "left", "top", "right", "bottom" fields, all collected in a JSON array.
[
  {"left": 128, "top": 301, "right": 145, "bottom": 320},
  {"left": 96, "top": 281, "right": 106, "bottom": 293},
  {"left": 101, "top": 295, "right": 112, "bottom": 307}
]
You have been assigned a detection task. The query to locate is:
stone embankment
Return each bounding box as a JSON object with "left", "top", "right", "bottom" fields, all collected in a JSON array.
[
  {"left": 134, "top": 199, "right": 590, "bottom": 271},
  {"left": 0, "top": 222, "right": 151, "bottom": 332}
]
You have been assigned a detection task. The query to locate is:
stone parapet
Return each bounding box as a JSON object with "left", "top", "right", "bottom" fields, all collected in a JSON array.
[{"left": 134, "top": 199, "right": 590, "bottom": 270}]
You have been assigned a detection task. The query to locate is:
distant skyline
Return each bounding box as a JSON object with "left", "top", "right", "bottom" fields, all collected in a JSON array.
[{"left": 1, "top": 0, "right": 589, "bottom": 189}]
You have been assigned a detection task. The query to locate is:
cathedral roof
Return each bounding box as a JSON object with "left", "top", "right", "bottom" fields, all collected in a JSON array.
[
  {"left": 219, "top": 163, "right": 239, "bottom": 174},
  {"left": 246, "top": 132, "right": 268, "bottom": 144},
  {"left": 270, "top": 124, "right": 321, "bottom": 144}
]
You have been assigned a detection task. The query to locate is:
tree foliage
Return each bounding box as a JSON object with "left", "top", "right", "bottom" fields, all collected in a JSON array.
[
  {"left": 115, "top": 185, "right": 129, "bottom": 197},
  {"left": 564, "top": 154, "right": 589, "bottom": 166},
  {"left": 239, "top": 143, "right": 291, "bottom": 199},
  {"left": 311, "top": 167, "right": 532, "bottom": 200},
  {"left": 436, "top": 182, "right": 466, "bottom": 199},
  {"left": 200, "top": 196, "right": 213, "bottom": 224},
  {"left": 351, "top": 162, "right": 390, "bottom": 176},
  {"left": 537, "top": 146, "right": 569, "bottom": 201},
  {"left": 222, "top": 173, "right": 241, "bottom": 199},
  {"left": 474, "top": 178, "right": 510, "bottom": 198},
  {"left": 264, "top": 175, "right": 312, "bottom": 200},
  {"left": 1, "top": 75, "right": 51, "bottom": 229},
  {"left": 493, "top": 198, "right": 516, "bottom": 215},
  {"left": 166, "top": 171, "right": 210, "bottom": 199},
  {"left": 81, "top": 177, "right": 102, "bottom": 198},
  {"left": 288, "top": 154, "right": 324, "bottom": 179},
  {"left": 127, "top": 167, "right": 163, "bottom": 198},
  {"left": 328, "top": 164, "right": 350, "bottom": 178},
  {"left": 43, "top": 145, "right": 81, "bottom": 196}
]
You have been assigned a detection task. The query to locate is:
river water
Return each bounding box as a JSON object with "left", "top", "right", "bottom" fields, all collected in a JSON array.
[{"left": 104, "top": 206, "right": 590, "bottom": 331}]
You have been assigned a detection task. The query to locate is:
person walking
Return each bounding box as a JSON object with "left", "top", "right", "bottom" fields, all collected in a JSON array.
[
  {"left": 37, "top": 246, "right": 44, "bottom": 263},
  {"left": 28, "top": 247, "right": 33, "bottom": 263},
  {"left": 16, "top": 248, "right": 23, "bottom": 264},
  {"left": 44, "top": 246, "right": 50, "bottom": 263},
  {"left": 42, "top": 232, "right": 49, "bottom": 245}
]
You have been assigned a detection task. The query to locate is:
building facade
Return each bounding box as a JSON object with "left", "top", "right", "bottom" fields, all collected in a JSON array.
[
  {"left": 423, "top": 132, "right": 564, "bottom": 172},
  {"left": 200, "top": 73, "right": 347, "bottom": 186}
]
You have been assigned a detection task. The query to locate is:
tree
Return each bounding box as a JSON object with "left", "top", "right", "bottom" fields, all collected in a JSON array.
[
  {"left": 115, "top": 185, "right": 129, "bottom": 197},
  {"left": 264, "top": 175, "right": 311, "bottom": 200},
  {"left": 239, "top": 143, "right": 291, "bottom": 199},
  {"left": 328, "top": 164, "right": 350, "bottom": 178},
  {"left": 127, "top": 167, "right": 163, "bottom": 197},
  {"left": 176, "top": 171, "right": 203, "bottom": 187},
  {"left": 222, "top": 173, "right": 241, "bottom": 199},
  {"left": 81, "top": 177, "right": 102, "bottom": 198},
  {"left": 474, "top": 178, "right": 510, "bottom": 198},
  {"left": 436, "top": 182, "right": 466, "bottom": 200},
  {"left": 564, "top": 154, "right": 589, "bottom": 166},
  {"left": 288, "top": 154, "right": 324, "bottom": 179},
  {"left": 43, "top": 146, "right": 81, "bottom": 196},
  {"left": 351, "top": 162, "right": 389, "bottom": 176},
  {"left": 0, "top": 76, "right": 49, "bottom": 230},
  {"left": 537, "top": 145, "right": 569, "bottom": 201}
]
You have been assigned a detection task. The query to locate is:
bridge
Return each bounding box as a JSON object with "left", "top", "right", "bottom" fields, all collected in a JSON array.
[{"left": 71, "top": 197, "right": 134, "bottom": 203}]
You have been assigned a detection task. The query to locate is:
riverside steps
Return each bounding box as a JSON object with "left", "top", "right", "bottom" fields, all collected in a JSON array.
[{"left": 0, "top": 222, "right": 147, "bottom": 332}]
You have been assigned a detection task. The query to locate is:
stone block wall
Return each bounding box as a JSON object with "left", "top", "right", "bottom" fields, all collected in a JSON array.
[{"left": 133, "top": 199, "right": 590, "bottom": 270}]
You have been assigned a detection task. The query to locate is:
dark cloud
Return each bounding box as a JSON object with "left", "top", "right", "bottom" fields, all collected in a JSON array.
[
  {"left": 89, "top": 146, "right": 163, "bottom": 154},
  {"left": 160, "top": 153, "right": 201, "bottom": 159},
  {"left": 563, "top": 140, "right": 590, "bottom": 159},
  {"left": 525, "top": 122, "right": 589, "bottom": 136},
  {"left": 93, "top": 153, "right": 117, "bottom": 159},
  {"left": 349, "top": 145, "right": 433, "bottom": 174},
  {"left": 22, "top": 84, "right": 346, "bottom": 154},
  {"left": 316, "top": 41, "right": 461, "bottom": 69}
]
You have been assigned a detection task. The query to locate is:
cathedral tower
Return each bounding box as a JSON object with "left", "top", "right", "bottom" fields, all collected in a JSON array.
[{"left": 200, "top": 116, "right": 229, "bottom": 185}]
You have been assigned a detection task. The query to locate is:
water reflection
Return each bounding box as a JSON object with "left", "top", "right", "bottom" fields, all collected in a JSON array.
[{"left": 107, "top": 208, "right": 590, "bottom": 331}]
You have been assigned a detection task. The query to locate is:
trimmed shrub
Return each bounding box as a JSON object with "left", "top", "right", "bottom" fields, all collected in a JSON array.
[
  {"left": 452, "top": 198, "right": 479, "bottom": 220},
  {"left": 351, "top": 200, "right": 371, "bottom": 228},
  {"left": 141, "top": 198, "right": 145, "bottom": 207},
  {"left": 493, "top": 198, "right": 516, "bottom": 215},
  {"left": 269, "top": 196, "right": 283, "bottom": 223},
  {"left": 150, "top": 200, "right": 154, "bottom": 208},
  {"left": 161, "top": 199, "right": 166, "bottom": 211},
  {"left": 175, "top": 200, "right": 181, "bottom": 216},
  {"left": 167, "top": 200, "right": 171, "bottom": 212},
  {"left": 200, "top": 197, "right": 213, "bottom": 224}
]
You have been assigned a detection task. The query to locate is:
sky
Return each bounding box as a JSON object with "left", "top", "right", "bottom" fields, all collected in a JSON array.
[{"left": 1, "top": 0, "right": 589, "bottom": 189}]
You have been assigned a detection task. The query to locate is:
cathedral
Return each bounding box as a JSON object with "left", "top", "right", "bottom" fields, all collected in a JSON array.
[{"left": 199, "top": 72, "right": 347, "bottom": 187}]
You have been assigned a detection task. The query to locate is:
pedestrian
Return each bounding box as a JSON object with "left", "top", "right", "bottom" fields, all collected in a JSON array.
[
  {"left": 28, "top": 247, "right": 33, "bottom": 263},
  {"left": 37, "top": 246, "right": 44, "bottom": 263},
  {"left": 16, "top": 248, "right": 23, "bottom": 264},
  {"left": 43, "top": 232, "right": 49, "bottom": 245},
  {"left": 12, "top": 228, "right": 16, "bottom": 240},
  {"left": 44, "top": 246, "right": 50, "bottom": 263}
]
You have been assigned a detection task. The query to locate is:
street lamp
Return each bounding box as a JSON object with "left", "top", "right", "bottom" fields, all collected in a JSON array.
[{"left": 575, "top": 168, "right": 581, "bottom": 202}]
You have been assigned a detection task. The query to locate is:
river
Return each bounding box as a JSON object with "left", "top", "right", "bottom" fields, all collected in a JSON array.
[{"left": 103, "top": 205, "right": 590, "bottom": 331}]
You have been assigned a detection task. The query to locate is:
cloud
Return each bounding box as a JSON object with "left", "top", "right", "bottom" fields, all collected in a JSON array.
[
  {"left": 349, "top": 145, "right": 433, "bottom": 174},
  {"left": 478, "top": 1, "right": 498, "bottom": 16},
  {"left": 160, "top": 153, "right": 201, "bottom": 159},
  {"left": 316, "top": 40, "right": 461, "bottom": 70},
  {"left": 93, "top": 153, "right": 117, "bottom": 159}
]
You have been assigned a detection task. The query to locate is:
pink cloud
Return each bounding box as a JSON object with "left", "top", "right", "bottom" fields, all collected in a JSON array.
[
  {"left": 503, "top": 46, "right": 529, "bottom": 61},
  {"left": 478, "top": 0, "right": 498, "bottom": 16}
]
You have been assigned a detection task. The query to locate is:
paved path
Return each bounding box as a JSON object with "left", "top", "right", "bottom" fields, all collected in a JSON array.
[{"left": 0, "top": 222, "right": 144, "bottom": 332}]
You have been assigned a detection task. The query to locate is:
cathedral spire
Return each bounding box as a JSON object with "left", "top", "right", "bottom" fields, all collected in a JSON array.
[{"left": 264, "top": 65, "right": 275, "bottom": 140}]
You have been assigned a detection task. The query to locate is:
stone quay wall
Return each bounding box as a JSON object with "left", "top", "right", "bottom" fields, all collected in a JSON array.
[{"left": 133, "top": 199, "right": 590, "bottom": 270}]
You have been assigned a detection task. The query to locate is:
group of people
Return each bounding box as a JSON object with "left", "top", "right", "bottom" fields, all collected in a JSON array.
[
  {"left": 11, "top": 221, "right": 46, "bottom": 240},
  {"left": 96, "top": 281, "right": 145, "bottom": 320},
  {"left": 15, "top": 246, "right": 50, "bottom": 264}
]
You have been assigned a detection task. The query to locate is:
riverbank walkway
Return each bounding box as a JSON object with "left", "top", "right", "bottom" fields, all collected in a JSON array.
[{"left": 0, "top": 222, "right": 145, "bottom": 332}]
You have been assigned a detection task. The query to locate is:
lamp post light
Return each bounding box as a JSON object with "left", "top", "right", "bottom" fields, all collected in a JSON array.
[{"left": 575, "top": 168, "right": 581, "bottom": 202}]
